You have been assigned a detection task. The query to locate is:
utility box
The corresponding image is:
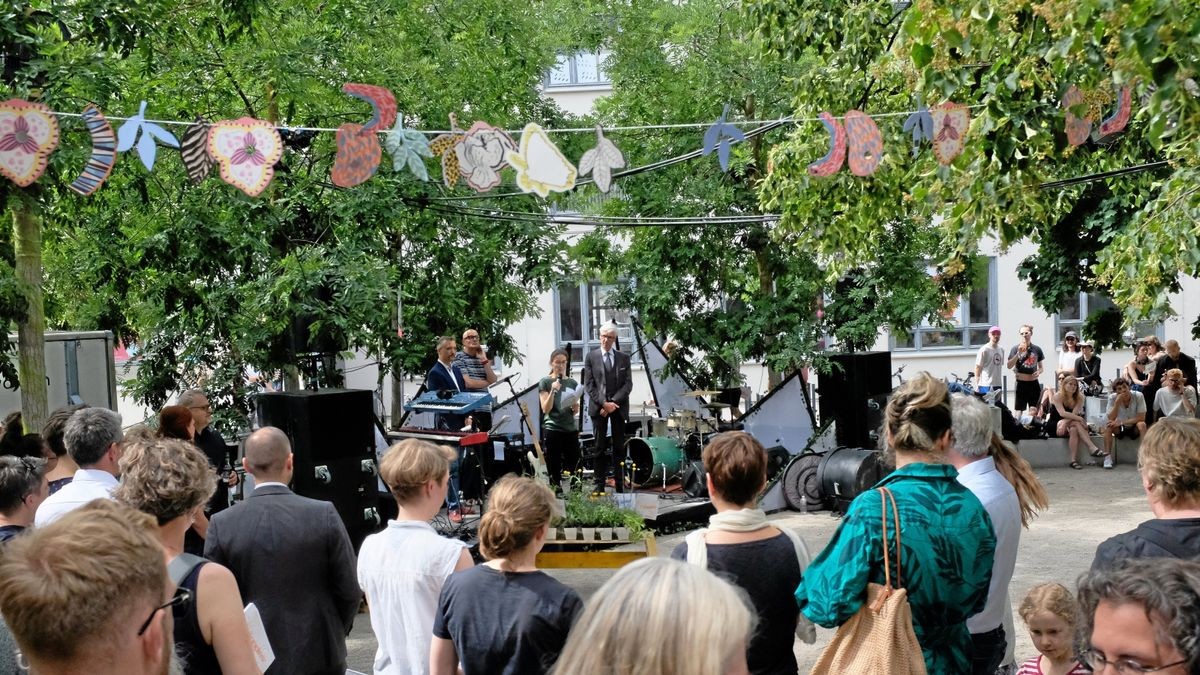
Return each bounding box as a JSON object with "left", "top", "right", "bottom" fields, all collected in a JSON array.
[{"left": 0, "top": 331, "right": 119, "bottom": 414}]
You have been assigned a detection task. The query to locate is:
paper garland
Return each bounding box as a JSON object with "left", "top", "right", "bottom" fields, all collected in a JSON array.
[
  {"left": 930, "top": 102, "right": 969, "bottom": 165},
  {"left": 207, "top": 117, "right": 282, "bottom": 197},
  {"left": 0, "top": 99, "right": 60, "bottom": 187},
  {"left": 844, "top": 111, "right": 882, "bottom": 176},
  {"left": 1099, "top": 85, "right": 1132, "bottom": 137},
  {"left": 902, "top": 99, "right": 934, "bottom": 156},
  {"left": 455, "top": 121, "right": 516, "bottom": 193},
  {"left": 701, "top": 104, "right": 745, "bottom": 171},
  {"left": 808, "top": 112, "right": 846, "bottom": 177},
  {"left": 507, "top": 123, "right": 576, "bottom": 197},
  {"left": 429, "top": 115, "right": 466, "bottom": 188},
  {"left": 179, "top": 117, "right": 214, "bottom": 185},
  {"left": 67, "top": 105, "right": 117, "bottom": 196},
  {"left": 578, "top": 125, "right": 625, "bottom": 193},
  {"left": 1062, "top": 86, "right": 1091, "bottom": 147},
  {"left": 332, "top": 83, "right": 396, "bottom": 188},
  {"left": 116, "top": 101, "right": 179, "bottom": 171},
  {"left": 384, "top": 119, "right": 432, "bottom": 181}
]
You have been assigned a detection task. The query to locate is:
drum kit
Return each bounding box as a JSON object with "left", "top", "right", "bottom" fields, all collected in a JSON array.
[{"left": 629, "top": 390, "right": 730, "bottom": 489}]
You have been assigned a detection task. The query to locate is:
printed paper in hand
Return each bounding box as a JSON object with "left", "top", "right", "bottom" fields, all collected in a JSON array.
[{"left": 243, "top": 603, "right": 275, "bottom": 672}]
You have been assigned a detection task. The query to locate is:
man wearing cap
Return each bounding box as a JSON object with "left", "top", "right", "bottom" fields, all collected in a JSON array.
[
  {"left": 1007, "top": 324, "right": 1045, "bottom": 413},
  {"left": 975, "top": 326, "right": 1005, "bottom": 395}
]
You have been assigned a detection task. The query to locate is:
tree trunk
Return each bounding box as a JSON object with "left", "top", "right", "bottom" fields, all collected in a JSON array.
[{"left": 13, "top": 201, "right": 48, "bottom": 429}]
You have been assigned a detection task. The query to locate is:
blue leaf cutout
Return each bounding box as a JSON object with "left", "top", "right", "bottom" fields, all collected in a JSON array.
[
  {"left": 902, "top": 97, "right": 935, "bottom": 156},
  {"left": 701, "top": 104, "right": 744, "bottom": 171},
  {"left": 115, "top": 101, "right": 179, "bottom": 171},
  {"left": 137, "top": 131, "right": 158, "bottom": 171}
]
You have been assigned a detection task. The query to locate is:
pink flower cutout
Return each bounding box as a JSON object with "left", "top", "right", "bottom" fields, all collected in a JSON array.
[
  {"left": 0, "top": 117, "right": 38, "bottom": 154},
  {"left": 230, "top": 132, "right": 265, "bottom": 165}
]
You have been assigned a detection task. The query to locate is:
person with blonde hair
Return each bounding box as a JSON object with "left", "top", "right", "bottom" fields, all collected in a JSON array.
[
  {"left": 0, "top": 500, "right": 178, "bottom": 675},
  {"left": 551, "top": 557, "right": 755, "bottom": 675},
  {"left": 1050, "top": 374, "right": 1100, "bottom": 469},
  {"left": 358, "top": 438, "right": 473, "bottom": 675},
  {"left": 672, "top": 431, "right": 810, "bottom": 675},
  {"left": 1015, "top": 583, "right": 1089, "bottom": 675},
  {"left": 431, "top": 475, "right": 582, "bottom": 675},
  {"left": 797, "top": 372, "right": 995, "bottom": 674},
  {"left": 1152, "top": 367, "right": 1197, "bottom": 420},
  {"left": 115, "top": 437, "right": 260, "bottom": 675},
  {"left": 1092, "top": 417, "right": 1200, "bottom": 570}
]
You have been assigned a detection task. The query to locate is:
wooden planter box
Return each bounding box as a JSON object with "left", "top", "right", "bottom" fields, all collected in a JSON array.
[{"left": 537, "top": 530, "right": 657, "bottom": 569}]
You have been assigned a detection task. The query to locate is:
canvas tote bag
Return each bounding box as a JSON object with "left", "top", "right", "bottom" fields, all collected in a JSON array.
[{"left": 809, "top": 487, "right": 926, "bottom": 675}]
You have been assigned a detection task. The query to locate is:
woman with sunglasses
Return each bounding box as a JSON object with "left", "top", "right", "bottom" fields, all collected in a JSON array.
[
  {"left": 1051, "top": 375, "right": 1101, "bottom": 469},
  {"left": 115, "top": 437, "right": 260, "bottom": 675}
]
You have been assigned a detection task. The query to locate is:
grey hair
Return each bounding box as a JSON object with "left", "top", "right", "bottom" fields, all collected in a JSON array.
[
  {"left": 63, "top": 408, "right": 123, "bottom": 466},
  {"left": 0, "top": 456, "right": 46, "bottom": 514},
  {"left": 1077, "top": 557, "right": 1200, "bottom": 672},
  {"left": 951, "top": 394, "right": 993, "bottom": 459},
  {"left": 175, "top": 388, "right": 206, "bottom": 407},
  {"left": 599, "top": 322, "right": 619, "bottom": 336},
  {"left": 436, "top": 335, "right": 456, "bottom": 349}
]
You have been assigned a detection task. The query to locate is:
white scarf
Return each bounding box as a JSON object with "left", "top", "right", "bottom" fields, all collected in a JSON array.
[{"left": 684, "top": 507, "right": 817, "bottom": 643}]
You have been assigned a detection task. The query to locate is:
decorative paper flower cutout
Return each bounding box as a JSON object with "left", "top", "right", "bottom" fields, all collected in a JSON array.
[
  {"left": 429, "top": 114, "right": 466, "bottom": 188},
  {"left": 384, "top": 118, "right": 433, "bottom": 181},
  {"left": 0, "top": 99, "right": 60, "bottom": 187},
  {"left": 332, "top": 122, "right": 382, "bottom": 188},
  {"left": 578, "top": 125, "right": 624, "bottom": 193},
  {"left": 506, "top": 123, "right": 577, "bottom": 198},
  {"left": 207, "top": 117, "right": 282, "bottom": 197},
  {"left": 179, "top": 117, "right": 214, "bottom": 185},
  {"left": 454, "top": 121, "right": 515, "bottom": 192},
  {"left": 844, "top": 110, "right": 882, "bottom": 177},
  {"left": 930, "top": 101, "right": 970, "bottom": 165},
  {"left": 116, "top": 101, "right": 179, "bottom": 171},
  {"left": 701, "top": 104, "right": 746, "bottom": 171},
  {"left": 902, "top": 98, "right": 934, "bottom": 156},
  {"left": 808, "top": 112, "right": 846, "bottom": 177},
  {"left": 1062, "top": 85, "right": 1092, "bottom": 147},
  {"left": 1099, "top": 85, "right": 1132, "bottom": 138},
  {"left": 68, "top": 104, "right": 117, "bottom": 196},
  {"left": 341, "top": 83, "right": 397, "bottom": 132}
]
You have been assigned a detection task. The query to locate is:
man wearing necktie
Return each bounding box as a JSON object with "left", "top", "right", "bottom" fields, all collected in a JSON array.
[
  {"left": 583, "top": 323, "right": 633, "bottom": 493},
  {"left": 425, "top": 335, "right": 471, "bottom": 521}
]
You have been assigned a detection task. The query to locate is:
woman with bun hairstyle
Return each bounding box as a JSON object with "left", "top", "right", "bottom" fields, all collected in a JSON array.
[
  {"left": 795, "top": 372, "right": 996, "bottom": 674},
  {"left": 431, "top": 475, "right": 582, "bottom": 675}
]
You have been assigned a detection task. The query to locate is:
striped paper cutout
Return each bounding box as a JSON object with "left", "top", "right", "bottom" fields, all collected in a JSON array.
[{"left": 68, "top": 105, "right": 117, "bottom": 196}]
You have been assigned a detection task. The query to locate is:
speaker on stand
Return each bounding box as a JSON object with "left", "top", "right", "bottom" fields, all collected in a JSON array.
[{"left": 817, "top": 351, "right": 893, "bottom": 449}]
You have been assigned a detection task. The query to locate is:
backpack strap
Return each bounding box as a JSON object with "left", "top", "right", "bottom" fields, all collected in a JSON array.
[{"left": 167, "top": 552, "right": 207, "bottom": 586}]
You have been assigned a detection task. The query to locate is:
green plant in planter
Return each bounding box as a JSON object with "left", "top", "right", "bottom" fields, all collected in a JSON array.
[{"left": 555, "top": 474, "right": 647, "bottom": 540}]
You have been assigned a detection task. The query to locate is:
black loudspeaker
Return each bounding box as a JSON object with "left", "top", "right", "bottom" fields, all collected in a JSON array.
[
  {"left": 255, "top": 389, "right": 381, "bottom": 549},
  {"left": 817, "top": 447, "right": 887, "bottom": 513},
  {"left": 682, "top": 460, "right": 708, "bottom": 498},
  {"left": 818, "top": 351, "right": 893, "bottom": 448}
]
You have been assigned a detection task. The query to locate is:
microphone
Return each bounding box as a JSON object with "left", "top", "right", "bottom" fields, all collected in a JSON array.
[{"left": 489, "top": 372, "right": 521, "bottom": 388}]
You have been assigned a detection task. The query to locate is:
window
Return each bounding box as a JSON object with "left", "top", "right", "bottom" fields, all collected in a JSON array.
[
  {"left": 545, "top": 51, "right": 610, "bottom": 88},
  {"left": 891, "top": 257, "right": 997, "bottom": 351},
  {"left": 1055, "top": 293, "right": 1162, "bottom": 344},
  {"left": 554, "top": 282, "right": 639, "bottom": 364}
]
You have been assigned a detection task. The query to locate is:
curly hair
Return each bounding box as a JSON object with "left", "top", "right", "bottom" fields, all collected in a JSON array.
[
  {"left": 1138, "top": 417, "right": 1200, "bottom": 508},
  {"left": 478, "top": 474, "right": 555, "bottom": 561},
  {"left": 884, "top": 372, "right": 952, "bottom": 456},
  {"left": 1077, "top": 558, "right": 1200, "bottom": 673},
  {"left": 1018, "top": 582, "right": 1078, "bottom": 628},
  {"left": 114, "top": 438, "right": 216, "bottom": 525}
]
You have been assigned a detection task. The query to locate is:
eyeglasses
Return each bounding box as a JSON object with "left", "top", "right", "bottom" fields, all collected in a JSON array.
[
  {"left": 463, "top": 335, "right": 480, "bottom": 340},
  {"left": 1066, "top": 337, "right": 1078, "bottom": 341},
  {"left": 137, "top": 587, "right": 192, "bottom": 636},
  {"left": 1081, "top": 649, "right": 1188, "bottom": 674},
  {"left": 188, "top": 405, "right": 212, "bottom": 413}
]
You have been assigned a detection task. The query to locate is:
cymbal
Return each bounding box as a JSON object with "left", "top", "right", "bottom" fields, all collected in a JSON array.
[
  {"left": 681, "top": 390, "right": 721, "bottom": 397},
  {"left": 702, "top": 402, "right": 731, "bottom": 410}
]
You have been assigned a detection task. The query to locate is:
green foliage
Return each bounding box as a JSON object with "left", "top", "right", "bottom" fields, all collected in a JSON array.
[{"left": 557, "top": 475, "right": 646, "bottom": 537}]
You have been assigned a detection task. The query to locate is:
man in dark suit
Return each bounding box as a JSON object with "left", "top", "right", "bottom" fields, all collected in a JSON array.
[
  {"left": 425, "top": 335, "right": 475, "bottom": 522},
  {"left": 204, "top": 426, "right": 359, "bottom": 675},
  {"left": 583, "top": 323, "right": 633, "bottom": 492}
]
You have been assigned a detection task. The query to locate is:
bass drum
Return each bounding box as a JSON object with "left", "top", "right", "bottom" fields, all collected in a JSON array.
[
  {"left": 627, "top": 437, "right": 686, "bottom": 486},
  {"left": 817, "top": 447, "right": 886, "bottom": 512}
]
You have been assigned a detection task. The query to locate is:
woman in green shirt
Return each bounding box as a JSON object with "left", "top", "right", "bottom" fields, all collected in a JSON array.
[
  {"left": 539, "top": 349, "right": 581, "bottom": 489},
  {"left": 796, "top": 373, "right": 996, "bottom": 674}
]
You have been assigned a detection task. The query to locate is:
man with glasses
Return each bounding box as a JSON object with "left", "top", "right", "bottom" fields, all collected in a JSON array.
[
  {"left": 454, "top": 328, "right": 497, "bottom": 431},
  {"left": 0, "top": 456, "right": 48, "bottom": 544},
  {"left": 1152, "top": 369, "right": 1197, "bottom": 420},
  {"left": 177, "top": 389, "right": 238, "bottom": 516},
  {"left": 0, "top": 500, "right": 180, "bottom": 675},
  {"left": 1007, "top": 324, "right": 1046, "bottom": 414},
  {"left": 1077, "top": 557, "right": 1199, "bottom": 675},
  {"left": 583, "top": 323, "right": 633, "bottom": 493},
  {"left": 34, "top": 407, "right": 123, "bottom": 526}
]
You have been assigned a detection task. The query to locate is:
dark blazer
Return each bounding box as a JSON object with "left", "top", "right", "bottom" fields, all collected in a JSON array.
[
  {"left": 204, "top": 485, "right": 360, "bottom": 675},
  {"left": 1153, "top": 352, "right": 1198, "bottom": 391},
  {"left": 582, "top": 348, "right": 632, "bottom": 418},
  {"left": 426, "top": 360, "right": 467, "bottom": 392}
]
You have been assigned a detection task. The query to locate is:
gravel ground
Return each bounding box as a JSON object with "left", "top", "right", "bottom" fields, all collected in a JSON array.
[{"left": 345, "top": 463, "right": 1147, "bottom": 673}]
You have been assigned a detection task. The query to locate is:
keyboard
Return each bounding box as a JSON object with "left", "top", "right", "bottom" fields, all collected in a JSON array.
[
  {"left": 403, "top": 391, "right": 493, "bottom": 414},
  {"left": 389, "top": 427, "right": 491, "bottom": 446}
]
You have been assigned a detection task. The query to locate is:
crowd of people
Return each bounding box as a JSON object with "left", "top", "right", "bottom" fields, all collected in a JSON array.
[{"left": 2, "top": 366, "right": 1200, "bottom": 675}]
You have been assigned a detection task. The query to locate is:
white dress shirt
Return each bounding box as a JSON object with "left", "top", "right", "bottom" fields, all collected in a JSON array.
[
  {"left": 34, "top": 469, "right": 119, "bottom": 526},
  {"left": 957, "top": 456, "right": 1021, "bottom": 662}
]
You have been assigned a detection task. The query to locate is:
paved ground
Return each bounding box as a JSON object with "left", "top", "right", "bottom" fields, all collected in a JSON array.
[{"left": 344, "top": 463, "right": 1148, "bottom": 672}]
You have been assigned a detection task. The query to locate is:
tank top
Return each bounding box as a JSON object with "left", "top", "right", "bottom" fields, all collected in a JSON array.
[{"left": 174, "top": 561, "right": 222, "bottom": 675}]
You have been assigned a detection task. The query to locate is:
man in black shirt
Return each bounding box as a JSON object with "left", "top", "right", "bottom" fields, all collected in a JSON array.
[{"left": 177, "top": 388, "right": 238, "bottom": 514}]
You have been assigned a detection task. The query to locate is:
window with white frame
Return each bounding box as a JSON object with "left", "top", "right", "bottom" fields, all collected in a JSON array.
[
  {"left": 891, "top": 257, "right": 997, "bottom": 351},
  {"left": 545, "top": 51, "right": 610, "bottom": 88},
  {"left": 555, "top": 282, "right": 639, "bottom": 364},
  {"left": 1054, "top": 292, "right": 1162, "bottom": 344}
]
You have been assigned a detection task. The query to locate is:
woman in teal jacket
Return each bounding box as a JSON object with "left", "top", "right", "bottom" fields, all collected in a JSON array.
[{"left": 796, "top": 373, "right": 996, "bottom": 674}]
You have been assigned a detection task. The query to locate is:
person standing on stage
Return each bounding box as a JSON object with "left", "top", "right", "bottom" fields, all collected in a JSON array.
[
  {"left": 1007, "top": 324, "right": 1045, "bottom": 413},
  {"left": 426, "top": 336, "right": 472, "bottom": 522},
  {"left": 455, "top": 328, "right": 497, "bottom": 431},
  {"left": 539, "top": 349, "right": 581, "bottom": 490},
  {"left": 583, "top": 323, "right": 633, "bottom": 493},
  {"left": 974, "top": 326, "right": 1005, "bottom": 395}
]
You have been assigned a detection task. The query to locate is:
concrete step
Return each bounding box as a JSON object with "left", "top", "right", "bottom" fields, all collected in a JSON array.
[{"left": 1013, "top": 436, "right": 1141, "bottom": 469}]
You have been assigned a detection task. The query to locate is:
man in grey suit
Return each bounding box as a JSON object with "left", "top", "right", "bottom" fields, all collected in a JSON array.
[
  {"left": 204, "top": 427, "right": 360, "bottom": 675},
  {"left": 583, "top": 323, "right": 633, "bottom": 492}
]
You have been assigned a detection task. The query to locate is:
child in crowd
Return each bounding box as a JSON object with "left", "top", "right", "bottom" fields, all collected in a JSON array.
[{"left": 1016, "top": 583, "right": 1089, "bottom": 675}]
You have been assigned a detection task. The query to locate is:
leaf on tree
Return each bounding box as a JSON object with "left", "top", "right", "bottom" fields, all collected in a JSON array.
[{"left": 578, "top": 125, "right": 625, "bottom": 193}]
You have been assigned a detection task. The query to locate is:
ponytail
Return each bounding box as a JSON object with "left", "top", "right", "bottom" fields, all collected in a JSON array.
[{"left": 989, "top": 435, "right": 1049, "bottom": 527}]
